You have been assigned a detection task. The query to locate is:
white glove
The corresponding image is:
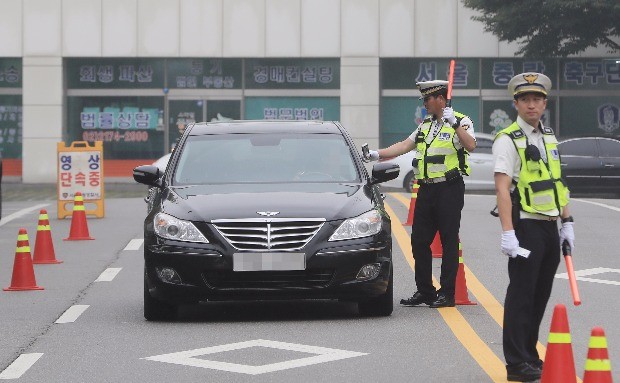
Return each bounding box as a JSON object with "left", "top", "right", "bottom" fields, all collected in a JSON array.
[
  {"left": 366, "top": 150, "right": 380, "bottom": 162},
  {"left": 559, "top": 222, "right": 575, "bottom": 251},
  {"left": 500, "top": 230, "right": 531, "bottom": 258},
  {"left": 442, "top": 107, "right": 457, "bottom": 126}
]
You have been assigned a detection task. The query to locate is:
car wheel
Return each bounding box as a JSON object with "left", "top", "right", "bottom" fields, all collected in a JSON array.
[
  {"left": 144, "top": 271, "right": 178, "bottom": 321},
  {"left": 403, "top": 172, "right": 415, "bottom": 194},
  {"left": 357, "top": 266, "right": 393, "bottom": 317}
]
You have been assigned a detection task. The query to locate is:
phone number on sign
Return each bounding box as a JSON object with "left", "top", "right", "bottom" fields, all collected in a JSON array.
[{"left": 82, "top": 130, "right": 149, "bottom": 142}]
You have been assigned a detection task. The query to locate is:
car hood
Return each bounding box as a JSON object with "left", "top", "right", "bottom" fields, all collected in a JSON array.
[{"left": 161, "top": 183, "right": 374, "bottom": 222}]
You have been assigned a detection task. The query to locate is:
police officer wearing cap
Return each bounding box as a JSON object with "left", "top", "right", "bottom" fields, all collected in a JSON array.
[
  {"left": 364, "top": 79, "right": 476, "bottom": 308},
  {"left": 492, "top": 73, "right": 575, "bottom": 382}
]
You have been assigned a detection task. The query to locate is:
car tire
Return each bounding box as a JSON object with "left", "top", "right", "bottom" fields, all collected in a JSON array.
[
  {"left": 357, "top": 266, "right": 393, "bottom": 317},
  {"left": 403, "top": 171, "right": 415, "bottom": 194},
  {"left": 144, "top": 271, "right": 178, "bottom": 321}
]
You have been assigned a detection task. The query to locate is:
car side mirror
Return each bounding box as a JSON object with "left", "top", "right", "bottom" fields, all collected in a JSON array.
[
  {"left": 370, "top": 162, "right": 399, "bottom": 185},
  {"left": 133, "top": 165, "right": 162, "bottom": 187}
]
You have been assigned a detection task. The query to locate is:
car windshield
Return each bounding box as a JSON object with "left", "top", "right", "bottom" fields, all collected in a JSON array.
[{"left": 172, "top": 132, "right": 360, "bottom": 185}]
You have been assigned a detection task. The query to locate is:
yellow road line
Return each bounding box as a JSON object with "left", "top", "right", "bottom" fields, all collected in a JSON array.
[
  {"left": 389, "top": 192, "right": 548, "bottom": 358},
  {"left": 384, "top": 201, "right": 507, "bottom": 382},
  {"left": 387, "top": 193, "right": 583, "bottom": 383}
]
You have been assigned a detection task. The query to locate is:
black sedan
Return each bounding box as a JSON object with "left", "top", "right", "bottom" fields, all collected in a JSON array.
[
  {"left": 558, "top": 136, "right": 620, "bottom": 195},
  {"left": 133, "top": 120, "right": 399, "bottom": 320}
]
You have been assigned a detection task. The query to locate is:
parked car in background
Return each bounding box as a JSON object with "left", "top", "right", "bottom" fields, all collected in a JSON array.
[
  {"left": 379, "top": 132, "right": 496, "bottom": 193},
  {"left": 558, "top": 136, "right": 620, "bottom": 195},
  {"left": 133, "top": 120, "right": 399, "bottom": 320}
]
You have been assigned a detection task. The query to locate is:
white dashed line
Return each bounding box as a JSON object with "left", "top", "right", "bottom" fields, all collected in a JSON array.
[
  {"left": 55, "top": 305, "right": 90, "bottom": 324},
  {"left": 124, "top": 238, "right": 144, "bottom": 251},
  {"left": 0, "top": 353, "right": 43, "bottom": 379},
  {"left": 95, "top": 268, "right": 122, "bottom": 282}
]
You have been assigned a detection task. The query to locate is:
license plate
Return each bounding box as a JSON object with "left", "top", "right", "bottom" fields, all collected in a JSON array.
[{"left": 233, "top": 253, "right": 306, "bottom": 272}]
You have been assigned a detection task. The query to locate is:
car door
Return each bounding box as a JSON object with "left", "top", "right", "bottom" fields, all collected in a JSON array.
[
  {"left": 597, "top": 138, "right": 620, "bottom": 191},
  {"left": 558, "top": 138, "right": 602, "bottom": 193},
  {"left": 466, "top": 135, "right": 495, "bottom": 190}
]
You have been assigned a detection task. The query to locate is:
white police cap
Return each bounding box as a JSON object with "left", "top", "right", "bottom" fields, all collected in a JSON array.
[
  {"left": 416, "top": 80, "right": 449, "bottom": 100},
  {"left": 508, "top": 72, "right": 552, "bottom": 98}
]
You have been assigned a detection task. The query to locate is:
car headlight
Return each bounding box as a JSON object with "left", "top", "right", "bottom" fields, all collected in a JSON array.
[
  {"left": 329, "top": 210, "right": 382, "bottom": 241},
  {"left": 154, "top": 212, "right": 209, "bottom": 243}
]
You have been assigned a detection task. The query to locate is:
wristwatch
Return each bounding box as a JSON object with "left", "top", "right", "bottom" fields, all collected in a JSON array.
[{"left": 561, "top": 216, "right": 574, "bottom": 223}]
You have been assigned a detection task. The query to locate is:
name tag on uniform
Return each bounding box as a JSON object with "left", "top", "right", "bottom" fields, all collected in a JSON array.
[
  {"left": 550, "top": 149, "right": 559, "bottom": 160},
  {"left": 438, "top": 132, "right": 451, "bottom": 141}
]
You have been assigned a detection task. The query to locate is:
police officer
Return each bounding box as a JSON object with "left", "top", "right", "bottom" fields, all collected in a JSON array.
[
  {"left": 365, "top": 80, "right": 476, "bottom": 308},
  {"left": 492, "top": 72, "right": 575, "bottom": 382}
]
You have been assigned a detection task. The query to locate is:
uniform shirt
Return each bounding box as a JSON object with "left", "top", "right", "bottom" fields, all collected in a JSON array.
[
  {"left": 492, "top": 115, "right": 559, "bottom": 217},
  {"left": 407, "top": 114, "right": 476, "bottom": 148}
]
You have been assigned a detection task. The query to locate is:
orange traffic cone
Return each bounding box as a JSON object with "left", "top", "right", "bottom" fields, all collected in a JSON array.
[
  {"left": 541, "top": 304, "right": 577, "bottom": 383},
  {"left": 33, "top": 209, "right": 62, "bottom": 264},
  {"left": 403, "top": 180, "right": 419, "bottom": 226},
  {"left": 64, "top": 192, "right": 94, "bottom": 241},
  {"left": 455, "top": 241, "right": 476, "bottom": 305},
  {"left": 4, "top": 228, "right": 44, "bottom": 291},
  {"left": 431, "top": 232, "right": 442, "bottom": 258},
  {"left": 583, "top": 326, "right": 613, "bottom": 383}
]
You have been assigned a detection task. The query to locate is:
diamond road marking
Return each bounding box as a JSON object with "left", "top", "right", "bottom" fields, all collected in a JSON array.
[
  {"left": 142, "top": 339, "right": 367, "bottom": 375},
  {"left": 555, "top": 267, "right": 620, "bottom": 286}
]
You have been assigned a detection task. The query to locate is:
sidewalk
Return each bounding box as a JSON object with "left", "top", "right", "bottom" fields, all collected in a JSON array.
[{"left": 1, "top": 180, "right": 147, "bottom": 201}]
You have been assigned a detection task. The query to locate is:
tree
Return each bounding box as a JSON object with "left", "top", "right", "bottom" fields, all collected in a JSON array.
[{"left": 462, "top": 0, "right": 620, "bottom": 57}]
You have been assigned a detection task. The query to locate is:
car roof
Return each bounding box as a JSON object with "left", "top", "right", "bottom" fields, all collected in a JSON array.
[
  {"left": 559, "top": 136, "right": 620, "bottom": 143},
  {"left": 186, "top": 120, "right": 343, "bottom": 135},
  {"left": 476, "top": 132, "right": 495, "bottom": 141}
]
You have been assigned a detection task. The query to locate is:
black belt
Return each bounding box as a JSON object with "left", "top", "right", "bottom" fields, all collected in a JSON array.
[{"left": 418, "top": 176, "right": 447, "bottom": 184}]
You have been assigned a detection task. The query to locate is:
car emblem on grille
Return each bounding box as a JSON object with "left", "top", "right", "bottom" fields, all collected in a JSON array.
[{"left": 257, "top": 211, "right": 280, "bottom": 217}]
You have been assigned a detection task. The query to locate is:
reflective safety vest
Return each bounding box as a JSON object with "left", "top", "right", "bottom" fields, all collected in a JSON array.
[
  {"left": 496, "top": 122, "right": 570, "bottom": 215},
  {"left": 412, "top": 112, "right": 470, "bottom": 179}
]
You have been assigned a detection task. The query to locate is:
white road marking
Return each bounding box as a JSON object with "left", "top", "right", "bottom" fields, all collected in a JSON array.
[
  {"left": 95, "top": 268, "right": 122, "bottom": 282},
  {"left": 0, "top": 353, "right": 43, "bottom": 379},
  {"left": 555, "top": 267, "right": 620, "bottom": 286},
  {"left": 0, "top": 204, "right": 50, "bottom": 227},
  {"left": 142, "top": 339, "right": 368, "bottom": 375},
  {"left": 55, "top": 305, "right": 90, "bottom": 324},
  {"left": 124, "top": 239, "right": 144, "bottom": 251},
  {"left": 572, "top": 198, "right": 620, "bottom": 213}
]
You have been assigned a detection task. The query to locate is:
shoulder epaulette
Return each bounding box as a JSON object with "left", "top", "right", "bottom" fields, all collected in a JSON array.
[
  {"left": 542, "top": 126, "right": 554, "bottom": 135},
  {"left": 509, "top": 130, "right": 525, "bottom": 140}
]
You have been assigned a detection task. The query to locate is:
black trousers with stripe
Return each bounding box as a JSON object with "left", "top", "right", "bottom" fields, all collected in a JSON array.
[
  {"left": 503, "top": 218, "right": 561, "bottom": 366},
  {"left": 410, "top": 177, "right": 465, "bottom": 298}
]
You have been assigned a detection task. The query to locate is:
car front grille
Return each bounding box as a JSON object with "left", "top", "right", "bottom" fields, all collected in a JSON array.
[
  {"left": 202, "top": 269, "right": 334, "bottom": 289},
  {"left": 211, "top": 218, "right": 325, "bottom": 251}
]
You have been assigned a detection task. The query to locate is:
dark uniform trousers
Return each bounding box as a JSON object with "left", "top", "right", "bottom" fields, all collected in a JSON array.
[
  {"left": 410, "top": 177, "right": 465, "bottom": 298},
  {"left": 503, "top": 218, "right": 561, "bottom": 366}
]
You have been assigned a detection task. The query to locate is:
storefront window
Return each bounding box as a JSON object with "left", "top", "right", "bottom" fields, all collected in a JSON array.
[{"left": 66, "top": 96, "right": 164, "bottom": 159}]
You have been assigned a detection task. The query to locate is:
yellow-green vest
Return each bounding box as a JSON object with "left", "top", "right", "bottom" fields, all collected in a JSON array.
[
  {"left": 496, "top": 122, "right": 570, "bottom": 215},
  {"left": 412, "top": 112, "right": 470, "bottom": 179}
]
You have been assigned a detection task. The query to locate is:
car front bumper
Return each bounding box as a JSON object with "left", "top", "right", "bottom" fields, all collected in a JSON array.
[{"left": 144, "top": 239, "right": 392, "bottom": 304}]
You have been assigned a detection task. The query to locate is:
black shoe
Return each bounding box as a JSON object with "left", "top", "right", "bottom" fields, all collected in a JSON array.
[
  {"left": 429, "top": 294, "right": 455, "bottom": 308},
  {"left": 400, "top": 291, "right": 436, "bottom": 306},
  {"left": 506, "top": 362, "right": 542, "bottom": 382}
]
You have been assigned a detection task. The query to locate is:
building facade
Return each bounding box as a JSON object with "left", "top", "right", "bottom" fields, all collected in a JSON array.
[{"left": 0, "top": 0, "right": 618, "bottom": 182}]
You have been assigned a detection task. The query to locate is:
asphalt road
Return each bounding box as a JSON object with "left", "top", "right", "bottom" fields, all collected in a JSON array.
[{"left": 0, "top": 192, "right": 619, "bottom": 382}]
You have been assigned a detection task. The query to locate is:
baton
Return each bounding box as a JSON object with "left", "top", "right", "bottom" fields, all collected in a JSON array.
[
  {"left": 562, "top": 240, "right": 581, "bottom": 306},
  {"left": 447, "top": 59, "right": 456, "bottom": 107}
]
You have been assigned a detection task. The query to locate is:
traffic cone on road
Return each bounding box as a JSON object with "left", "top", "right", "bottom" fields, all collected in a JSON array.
[
  {"left": 64, "top": 192, "right": 94, "bottom": 241},
  {"left": 583, "top": 326, "right": 613, "bottom": 383},
  {"left": 33, "top": 209, "right": 62, "bottom": 264},
  {"left": 455, "top": 241, "right": 476, "bottom": 305},
  {"left": 403, "top": 180, "right": 419, "bottom": 226},
  {"left": 540, "top": 304, "right": 577, "bottom": 383},
  {"left": 3, "top": 228, "right": 44, "bottom": 291},
  {"left": 431, "top": 232, "right": 442, "bottom": 258}
]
